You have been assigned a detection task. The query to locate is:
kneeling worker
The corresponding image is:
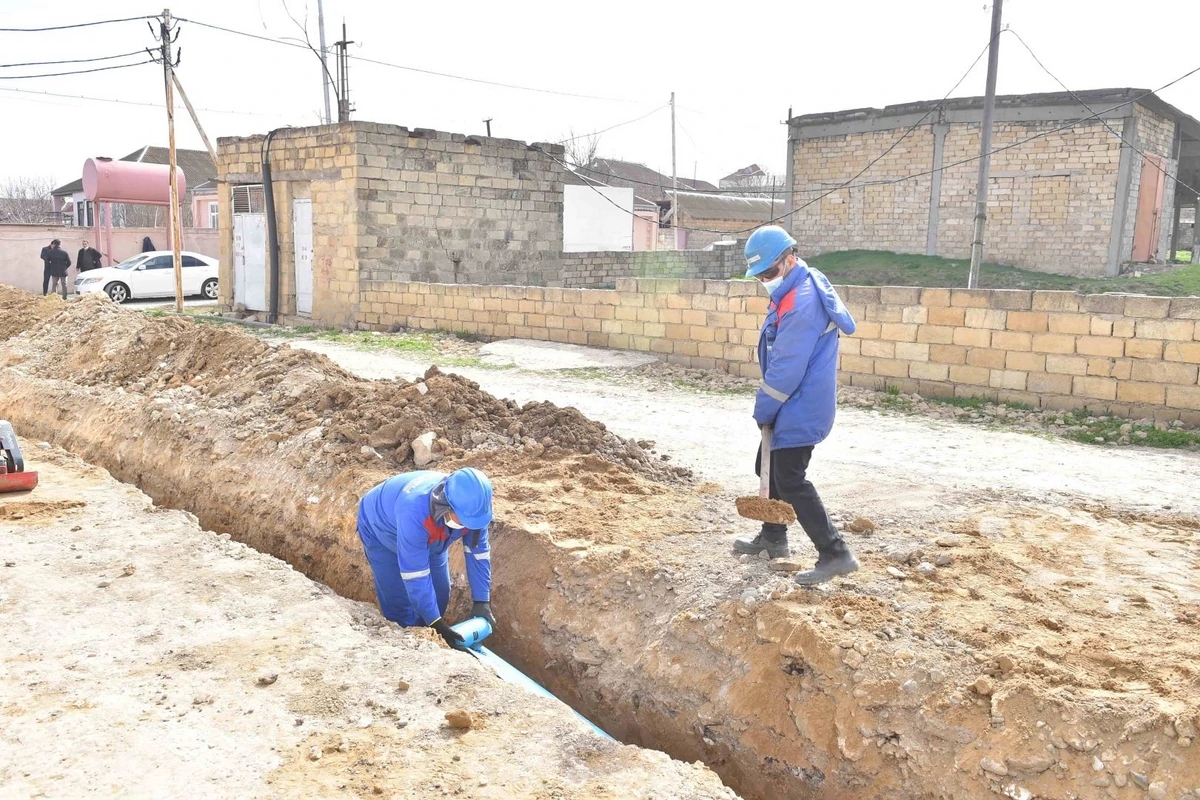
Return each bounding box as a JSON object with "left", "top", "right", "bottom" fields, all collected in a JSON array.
[
  {"left": 735, "top": 225, "right": 860, "bottom": 585},
  {"left": 357, "top": 467, "right": 496, "bottom": 647}
]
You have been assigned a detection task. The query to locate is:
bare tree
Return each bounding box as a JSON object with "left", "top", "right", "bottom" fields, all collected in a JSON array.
[
  {"left": 0, "top": 176, "right": 57, "bottom": 223},
  {"left": 561, "top": 129, "right": 601, "bottom": 171}
]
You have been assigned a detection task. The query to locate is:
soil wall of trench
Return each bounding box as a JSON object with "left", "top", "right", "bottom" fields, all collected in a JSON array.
[{"left": 2, "top": 291, "right": 1198, "bottom": 800}]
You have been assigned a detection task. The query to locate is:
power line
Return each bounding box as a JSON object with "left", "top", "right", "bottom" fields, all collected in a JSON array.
[
  {"left": 559, "top": 104, "right": 668, "bottom": 143},
  {"left": 1008, "top": 28, "right": 1200, "bottom": 197},
  {"left": 0, "top": 48, "right": 150, "bottom": 69},
  {"left": 0, "top": 85, "right": 284, "bottom": 117},
  {"left": 0, "top": 16, "right": 155, "bottom": 33},
  {"left": 177, "top": 17, "right": 628, "bottom": 102},
  {"left": 0, "top": 60, "right": 154, "bottom": 81}
]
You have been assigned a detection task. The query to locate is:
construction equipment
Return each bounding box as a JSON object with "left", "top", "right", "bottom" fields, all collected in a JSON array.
[
  {"left": 0, "top": 421, "right": 38, "bottom": 494},
  {"left": 735, "top": 425, "right": 796, "bottom": 525}
]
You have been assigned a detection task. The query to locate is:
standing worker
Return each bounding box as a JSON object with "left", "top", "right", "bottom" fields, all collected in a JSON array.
[
  {"left": 356, "top": 467, "right": 496, "bottom": 648},
  {"left": 733, "top": 225, "right": 860, "bottom": 585}
]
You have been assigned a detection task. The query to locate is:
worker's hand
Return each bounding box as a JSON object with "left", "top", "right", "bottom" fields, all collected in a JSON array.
[
  {"left": 430, "top": 618, "right": 465, "bottom": 649},
  {"left": 471, "top": 601, "right": 497, "bottom": 629}
]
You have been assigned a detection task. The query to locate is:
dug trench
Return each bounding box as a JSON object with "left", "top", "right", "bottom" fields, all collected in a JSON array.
[{"left": 2, "top": 288, "right": 1199, "bottom": 800}]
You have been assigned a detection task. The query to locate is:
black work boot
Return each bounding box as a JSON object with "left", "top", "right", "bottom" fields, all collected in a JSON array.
[
  {"left": 793, "top": 544, "right": 860, "bottom": 586},
  {"left": 732, "top": 533, "right": 790, "bottom": 560}
]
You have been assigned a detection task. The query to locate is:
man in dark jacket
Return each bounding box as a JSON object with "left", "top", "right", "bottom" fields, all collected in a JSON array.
[
  {"left": 77, "top": 240, "right": 103, "bottom": 272},
  {"left": 45, "top": 240, "right": 71, "bottom": 299},
  {"left": 40, "top": 239, "right": 71, "bottom": 297}
]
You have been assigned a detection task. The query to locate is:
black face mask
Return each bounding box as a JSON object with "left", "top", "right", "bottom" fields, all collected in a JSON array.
[{"left": 429, "top": 480, "right": 453, "bottom": 523}]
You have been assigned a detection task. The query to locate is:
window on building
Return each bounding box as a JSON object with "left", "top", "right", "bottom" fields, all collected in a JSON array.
[{"left": 208, "top": 201, "right": 218, "bottom": 228}]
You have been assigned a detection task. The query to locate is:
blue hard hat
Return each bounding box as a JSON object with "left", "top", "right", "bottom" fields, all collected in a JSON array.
[
  {"left": 445, "top": 467, "right": 494, "bottom": 530},
  {"left": 744, "top": 225, "right": 797, "bottom": 278}
]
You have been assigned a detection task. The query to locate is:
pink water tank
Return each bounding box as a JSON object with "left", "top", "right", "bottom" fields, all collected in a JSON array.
[{"left": 82, "top": 157, "right": 186, "bottom": 204}]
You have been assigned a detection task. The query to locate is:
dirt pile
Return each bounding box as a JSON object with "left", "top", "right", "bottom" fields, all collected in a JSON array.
[
  {"left": 1, "top": 292, "right": 686, "bottom": 483},
  {"left": 0, "top": 285, "right": 64, "bottom": 340},
  {"left": 2, "top": 288, "right": 1199, "bottom": 800}
]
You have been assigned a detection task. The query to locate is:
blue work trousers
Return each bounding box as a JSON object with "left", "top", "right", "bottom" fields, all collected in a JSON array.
[{"left": 357, "top": 522, "right": 451, "bottom": 626}]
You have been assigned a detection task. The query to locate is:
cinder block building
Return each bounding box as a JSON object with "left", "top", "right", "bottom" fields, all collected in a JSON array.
[
  {"left": 785, "top": 89, "right": 1200, "bottom": 276},
  {"left": 215, "top": 122, "right": 742, "bottom": 328}
]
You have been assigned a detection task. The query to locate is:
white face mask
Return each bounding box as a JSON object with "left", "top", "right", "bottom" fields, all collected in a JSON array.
[
  {"left": 762, "top": 276, "right": 783, "bottom": 294},
  {"left": 445, "top": 516, "right": 464, "bottom": 529}
]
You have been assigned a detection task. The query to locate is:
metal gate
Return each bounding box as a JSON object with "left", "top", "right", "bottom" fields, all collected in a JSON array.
[
  {"left": 233, "top": 213, "right": 267, "bottom": 311},
  {"left": 292, "top": 199, "right": 314, "bottom": 314}
]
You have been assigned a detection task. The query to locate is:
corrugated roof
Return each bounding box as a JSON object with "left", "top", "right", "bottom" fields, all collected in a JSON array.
[
  {"left": 580, "top": 158, "right": 717, "bottom": 202},
  {"left": 52, "top": 146, "right": 216, "bottom": 196},
  {"left": 675, "top": 190, "right": 773, "bottom": 222},
  {"left": 719, "top": 164, "right": 765, "bottom": 182}
]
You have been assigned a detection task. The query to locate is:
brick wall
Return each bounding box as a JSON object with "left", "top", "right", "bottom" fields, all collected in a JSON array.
[
  {"left": 558, "top": 249, "right": 742, "bottom": 288},
  {"left": 352, "top": 279, "right": 1200, "bottom": 424},
  {"left": 216, "top": 122, "right": 567, "bottom": 327},
  {"left": 790, "top": 117, "right": 1126, "bottom": 275}
]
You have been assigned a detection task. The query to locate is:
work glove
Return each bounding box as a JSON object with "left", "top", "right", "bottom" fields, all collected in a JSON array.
[
  {"left": 471, "top": 601, "right": 497, "bottom": 629},
  {"left": 429, "top": 617, "right": 465, "bottom": 649}
]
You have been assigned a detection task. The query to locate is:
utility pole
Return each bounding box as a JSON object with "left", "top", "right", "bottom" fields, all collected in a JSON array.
[
  {"left": 334, "top": 22, "right": 354, "bottom": 122},
  {"left": 158, "top": 8, "right": 185, "bottom": 313},
  {"left": 670, "top": 91, "right": 678, "bottom": 250},
  {"left": 317, "top": 0, "right": 331, "bottom": 124},
  {"left": 967, "top": 0, "right": 1004, "bottom": 289},
  {"left": 171, "top": 73, "right": 215, "bottom": 161},
  {"left": 483, "top": 118, "right": 492, "bottom": 137}
]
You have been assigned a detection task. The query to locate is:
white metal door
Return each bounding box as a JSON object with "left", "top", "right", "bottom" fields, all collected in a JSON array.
[
  {"left": 233, "top": 213, "right": 267, "bottom": 311},
  {"left": 292, "top": 199, "right": 314, "bottom": 314}
]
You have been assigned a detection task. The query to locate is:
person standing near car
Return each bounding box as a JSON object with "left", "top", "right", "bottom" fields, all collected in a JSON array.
[
  {"left": 76, "top": 240, "right": 103, "bottom": 273},
  {"left": 41, "top": 239, "right": 71, "bottom": 299}
]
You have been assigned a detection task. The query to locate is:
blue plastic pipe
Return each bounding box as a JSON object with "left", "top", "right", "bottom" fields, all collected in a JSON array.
[{"left": 451, "top": 618, "right": 612, "bottom": 741}]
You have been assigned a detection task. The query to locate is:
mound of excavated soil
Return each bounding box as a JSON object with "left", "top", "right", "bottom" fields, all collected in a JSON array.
[
  {"left": 0, "top": 292, "right": 687, "bottom": 483},
  {"left": 0, "top": 285, "right": 64, "bottom": 340}
]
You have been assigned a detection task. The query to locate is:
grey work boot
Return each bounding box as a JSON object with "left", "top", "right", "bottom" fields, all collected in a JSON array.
[
  {"left": 793, "top": 550, "right": 860, "bottom": 586},
  {"left": 732, "top": 534, "right": 790, "bottom": 560}
]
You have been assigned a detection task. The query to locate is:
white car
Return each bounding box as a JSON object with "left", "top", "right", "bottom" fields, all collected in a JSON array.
[{"left": 74, "top": 250, "right": 219, "bottom": 303}]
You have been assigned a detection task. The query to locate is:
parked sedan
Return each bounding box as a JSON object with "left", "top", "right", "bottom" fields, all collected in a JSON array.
[{"left": 74, "top": 251, "right": 219, "bottom": 303}]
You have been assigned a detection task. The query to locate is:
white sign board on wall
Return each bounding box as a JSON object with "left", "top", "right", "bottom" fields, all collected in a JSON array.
[{"left": 563, "top": 184, "right": 635, "bottom": 252}]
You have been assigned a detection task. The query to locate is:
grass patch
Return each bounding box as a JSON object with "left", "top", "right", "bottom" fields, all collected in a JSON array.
[
  {"left": 440, "top": 356, "right": 512, "bottom": 371},
  {"left": 560, "top": 367, "right": 611, "bottom": 380},
  {"left": 668, "top": 378, "right": 758, "bottom": 396},
  {"left": 754, "top": 249, "right": 1200, "bottom": 296}
]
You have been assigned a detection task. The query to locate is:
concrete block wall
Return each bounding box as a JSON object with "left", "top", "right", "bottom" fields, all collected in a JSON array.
[
  {"left": 558, "top": 249, "right": 743, "bottom": 288},
  {"left": 354, "top": 280, "right": 1200, "bottom": 424},
  {"left": 347, "top": 123, "right": 566, "bottom": 288},
  {"left": 789, "top": 117, "right": 1124, "bottom": 276},
  {"left": 835, "top": 287, "right": 1200, "bottom": 423}
]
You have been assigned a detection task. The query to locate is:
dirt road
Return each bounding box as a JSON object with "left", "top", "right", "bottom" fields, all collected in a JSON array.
[
  {"left": 0, "top": 446, "right": 734, "bottom": 800},
  {"left": 281, "top": 337, "right": 1200, "bottom": 519}
]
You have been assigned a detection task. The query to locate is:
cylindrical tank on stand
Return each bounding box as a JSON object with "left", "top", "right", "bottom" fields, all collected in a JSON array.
[{"left": 82, "top": 157, "right": 185, "bottom": 204}]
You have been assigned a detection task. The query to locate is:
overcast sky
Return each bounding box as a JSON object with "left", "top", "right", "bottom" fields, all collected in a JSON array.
[{"left": 3, "top": 0, "right": 1199, "bottom": 191}]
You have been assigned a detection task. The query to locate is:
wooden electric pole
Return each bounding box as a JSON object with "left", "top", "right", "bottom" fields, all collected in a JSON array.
[
  {"left": 670, "top": 91, "right": 679, "bottom": 250},
  {"left": 159, "top": 8, "right": 185, "bottom": 312},
  {"left": 967, "top": 0, "right": 1004, "bottom": 289}
]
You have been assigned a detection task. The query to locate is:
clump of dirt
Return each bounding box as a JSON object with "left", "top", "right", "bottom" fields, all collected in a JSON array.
[
  {"left": 0, "top": 285, "right": 65, "bottom": 340},
  {"left": 2, "top": 292, "right": 687, "bottom": 483},
  {"left": 735, "top": 495, "right": 796, "bottom": 525},
  {"left": 0, "top": 499, "right": 85, "bottom": 520}
]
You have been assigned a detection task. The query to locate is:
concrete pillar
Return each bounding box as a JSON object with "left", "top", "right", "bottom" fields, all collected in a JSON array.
[
  {"left": 926, "top": 121, "right": 950, "bottom": 256},
  {"left": 1106, "top": 112, "right": 1139, "bottom": 276}
]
